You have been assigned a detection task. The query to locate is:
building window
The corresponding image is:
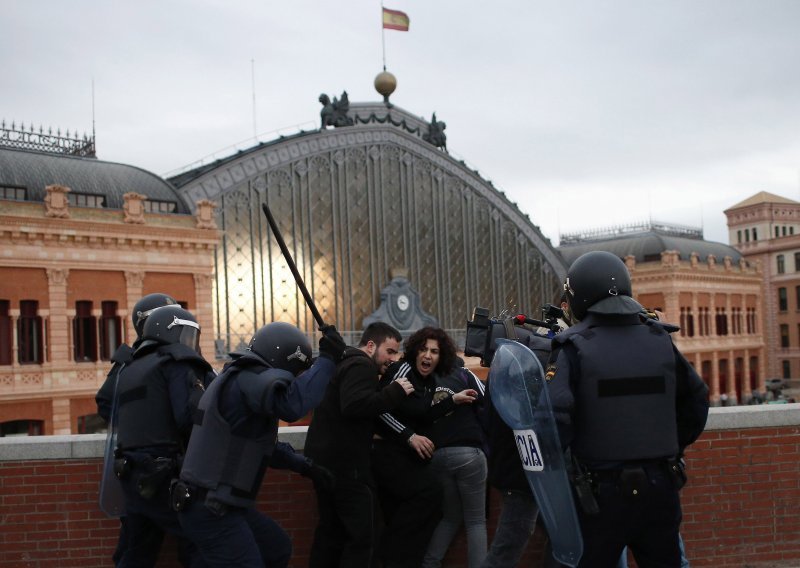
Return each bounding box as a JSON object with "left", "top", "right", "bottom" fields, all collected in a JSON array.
[
  {"left": 776, "top": 226, "right": 780, "bottom": 238},
  {"left": 0, "top": 300, "right": 11, "bottom": 365},
  {"left": 99, "top": 301, "right": 122, "bottom": 361},
  {"left": 746, "top": 307, "right": 756, "bottom": 334},
  {"left": 791, "top": 227, "right": 795, "bottom": 235},
  {"left": 777, "top": 255, "right": 785, "bottom": 274},
  {"left": 780, "top": 324, "right": 789, "bottom": 348},
  {"left": 77, "top": 414, "right": 106, "bottom": 434},
  {"left": 143, "top": 200, "right": 177, "bottom": 214},
  {"left": 737, "top": 230, "right": 742, "bottom": 244},
  {"left": 73, "top": 301, "right": 97, "bottom": 362},
  {"left": 782, "top": 360, "right": 791, "bottom": 379},
  {"left": 779, "top": 287, "right": 788, "bottom": 311},
  {"left": 67, "top": 192, "right": 105, "bottom": 208},
  {"left": 698, "top": 307, "right": 710, "bottom": 336},
  {"left": 715, "top": 308, "right": 729, "bottom": 336},
  {"left": 753, "top": 228, "right": 758, "bottom": 241},
  {"left": 18, "top": 300, "right": 43, "bottom": 364},
  {"left": 795, "top": 253, "right": 800, "bottom": 272},
  {"left": 679, "top": 307, "right": 695, "bottom": 337},
  {"left": 1, "top": 419, "right": 43, "bottom": 437},
  {"left": 731, "top": 307, "right": 742, "bottom": 335},
  {"left": 0, "top": 185, "right": 27, "bottom": 201}
]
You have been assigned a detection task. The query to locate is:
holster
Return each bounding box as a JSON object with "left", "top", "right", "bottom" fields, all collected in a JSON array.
[
  {"left": 570, "top": 456, "right": 600, "bottom": 516},
  {"left": 668, "top": 457, "right": 687, "bottom": 490},
  {"left": 113, "top": 457, "right": 130, "bottom": 480},
  {"left": 136, "top": 457, "right": 176, "bottom": 500},
  {"left": 170, "top": 479, "right": 193, "bottom": 512}
]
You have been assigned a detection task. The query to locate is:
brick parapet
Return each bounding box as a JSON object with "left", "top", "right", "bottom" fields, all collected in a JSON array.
[{"left": 1, "top": 406, "right": 798, "bottom": 567}]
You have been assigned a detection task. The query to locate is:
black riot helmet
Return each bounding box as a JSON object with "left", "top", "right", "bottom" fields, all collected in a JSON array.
[
  {"left": 132, "top": 293, "right": 177, "bottom": 337},
  {"left": 142, "top": 305, "right": 201, "bottom": 351},
  {"left": 564, "top": 251, "right": 642, "bottom": 321},
  {"left": 248, "top": 322, "right": 312, "bottom": 376}
]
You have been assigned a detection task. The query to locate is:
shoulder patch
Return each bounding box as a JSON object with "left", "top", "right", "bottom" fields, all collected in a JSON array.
[{"left": 545, "top": 363, "right": 557, "bottom": 381}]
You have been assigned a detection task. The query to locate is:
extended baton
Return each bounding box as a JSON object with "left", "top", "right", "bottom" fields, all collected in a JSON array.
[{"left": 261, "top": 202, "right": 326, "bottom": 329}]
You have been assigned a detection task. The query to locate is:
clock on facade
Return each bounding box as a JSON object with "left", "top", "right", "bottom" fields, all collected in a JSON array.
[{"left": 396, "top": 294, "right": 410, "bottom": 311}]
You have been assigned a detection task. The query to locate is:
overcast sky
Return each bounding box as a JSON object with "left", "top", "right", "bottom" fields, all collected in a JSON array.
[{"left": 4, "top": 1, "right": 800, "bottom": 246}]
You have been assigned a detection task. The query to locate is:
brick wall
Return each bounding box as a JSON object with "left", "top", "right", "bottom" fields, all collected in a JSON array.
[{"left": 1, "top": 406, "right": 798, "bottom": 567}]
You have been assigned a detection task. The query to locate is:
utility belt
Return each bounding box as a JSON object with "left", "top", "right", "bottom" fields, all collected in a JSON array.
[
  {"left": 570, "top": 456, "right": 687, "bottom": 516},
  {"left": 113, "top": 447, "right": 181, "bottom": 500},
  {"left": 169, "top": 480, "right": 229, "bottom": 517}
]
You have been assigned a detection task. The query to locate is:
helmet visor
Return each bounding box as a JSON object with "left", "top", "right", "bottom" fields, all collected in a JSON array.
[{"left": 167, "top": 316, "right": 201, "bottom": 351}]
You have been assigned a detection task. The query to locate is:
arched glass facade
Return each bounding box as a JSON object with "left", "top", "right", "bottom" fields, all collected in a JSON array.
[{"left": 173, "top": 104, "right": 566, "bottom": 352}]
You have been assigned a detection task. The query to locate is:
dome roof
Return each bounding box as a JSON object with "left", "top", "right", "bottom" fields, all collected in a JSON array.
[
  {"left": 0, "top": 146, "right": 189, "bottom": 213},
  {"left": 558, "top": 228, "right": 743, "bottom": 266}
]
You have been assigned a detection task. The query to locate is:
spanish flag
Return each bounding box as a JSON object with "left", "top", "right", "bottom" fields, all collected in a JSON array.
[{"left": 382, "top": 7, "right": 410, "bottom": 31}]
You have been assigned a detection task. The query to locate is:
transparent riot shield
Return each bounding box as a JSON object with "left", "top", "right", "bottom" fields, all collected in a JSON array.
[
  {"left": 488, "top": 339, "right": 583, "bottom": 567},
  {"left": 98, "top": 364, "right": 125, "bottom": 517}
]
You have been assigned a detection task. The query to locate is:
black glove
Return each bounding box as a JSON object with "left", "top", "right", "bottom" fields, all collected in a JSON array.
[
  {"left": 304, "top": 460, "right": 336, "bottom": 493},
  {"left": 319, "top": 325, "right": 346, "bottom": 361}
]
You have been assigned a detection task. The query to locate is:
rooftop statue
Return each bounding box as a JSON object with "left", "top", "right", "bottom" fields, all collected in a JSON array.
[
  {"left": 319, "top": 91, "right": 354, "bottom": 129},
  {"left": 423, "top": 112, "right": 447, "bottom": 151}
]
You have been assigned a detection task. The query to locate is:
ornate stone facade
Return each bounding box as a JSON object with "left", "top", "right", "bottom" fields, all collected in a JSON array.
[
  {"left": 725, "top": 191, "right": 800, "bottom": 381},
  {"left": 0, "top": 184, "right": 220, "bottom": 434}
]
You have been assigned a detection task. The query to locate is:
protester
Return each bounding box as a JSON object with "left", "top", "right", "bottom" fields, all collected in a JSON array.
[
  {"left": 305, "top": 322, "right": 413, "bottom": 568},
  {"left": 372, "top": 327, "right": 470, "bottom": 568}
]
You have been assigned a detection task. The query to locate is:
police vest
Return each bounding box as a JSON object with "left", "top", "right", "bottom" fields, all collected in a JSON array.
[
  {"left": 116, "top": 343, "right": 210, "bottom": 451},
  {"left": 180, "top": 354, "right": 293, "bottom": 509},
  {"left": 559, "top": 317, "right": 679, "bottom": 462}
]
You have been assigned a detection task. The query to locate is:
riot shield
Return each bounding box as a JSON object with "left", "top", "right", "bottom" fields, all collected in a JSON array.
[
  {"left": 98, "top": 364, "right": 125, "bottom": 517},
  {"left": 488, "top": 339, "right": 583, "bottom": 567}
]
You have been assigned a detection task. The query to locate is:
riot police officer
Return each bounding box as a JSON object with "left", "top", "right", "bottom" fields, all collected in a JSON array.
[
  {"left": 96, "top": 292, "right": 178, "bottom": 422},
  {"left": 176, "top": 321, "right": 346, "bottom": 568},
  {"left": 96, "top": 292, "right": 198, "bottom": 567},
  {"left": 114, "top": 304, "right": 214, "bottom": 568},
  {"left": 548, "top": 251, "right": 709, "bottom": 567}
]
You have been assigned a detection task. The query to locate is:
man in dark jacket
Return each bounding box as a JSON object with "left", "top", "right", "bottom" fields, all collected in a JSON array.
[
  {"left": 549, "top": 251, "right": 709, "bottom": 567},
  {"left": 305, "top": 322, "right": 413, "bottom": 568}
]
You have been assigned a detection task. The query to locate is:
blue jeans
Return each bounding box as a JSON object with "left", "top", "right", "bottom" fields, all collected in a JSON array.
[
  {"left": 179, "top": 501, "right": 291, "bottom": 568},
  {"left": 423, "top": 446, "right": 488, "bottom": 568},
  {"left": 480, "top": 490, "right": 539, "bottom": 568},
  {"left": 617, "top": 533, "right": 690, "bottom": 568}
]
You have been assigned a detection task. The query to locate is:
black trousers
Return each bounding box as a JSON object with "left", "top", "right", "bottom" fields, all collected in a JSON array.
[
  {"left": 371, "top": 441, "right": 443, "bottom": 568},
  {"left": 309, "top": 468, "right": 378, "bottom": 568},
  {"left": 577, "top": 463, "right": 682, "bottom": 568}
]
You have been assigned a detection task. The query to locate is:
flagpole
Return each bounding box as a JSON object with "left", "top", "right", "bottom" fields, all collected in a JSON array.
[{"left": 381, "top": 0, "right": 387, "bottom": 70}]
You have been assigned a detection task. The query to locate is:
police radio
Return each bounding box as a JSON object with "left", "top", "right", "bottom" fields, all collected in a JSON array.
[{"left": 464, "top": 304, "right": 564, "bottom": 367}]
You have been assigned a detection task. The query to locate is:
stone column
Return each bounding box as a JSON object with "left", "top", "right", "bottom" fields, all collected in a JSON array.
[
  {"left": 51, "top": 397, "right": 72, "bottom": 435},
  {"left": 46, "top": 268, "right": 70, "bottom": 363},
  {"left": 124, "top": 271, "right": 145, "bottom": 345},
  {"left": 691, "top": 293, "right": 699, "bottom": 337},
  {"left": 709, "top": 294, "right": 717, "bottom": 336},
  {"left": 742, "top": 348, "right": 752, "bottom": 401},
  {"left": 711, "top": 351, "right": 720, "bottom": 405},
  {"left": 664, "top": 291, "right": 680, "bottom": 328},
  {"left": 727, "top": 349, "right": 738, "bottom": 405}
]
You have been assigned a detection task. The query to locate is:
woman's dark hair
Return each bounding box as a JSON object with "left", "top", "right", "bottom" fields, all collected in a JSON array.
[{"left": 403, "top": 327, "right": 458, "bottom": 376}]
